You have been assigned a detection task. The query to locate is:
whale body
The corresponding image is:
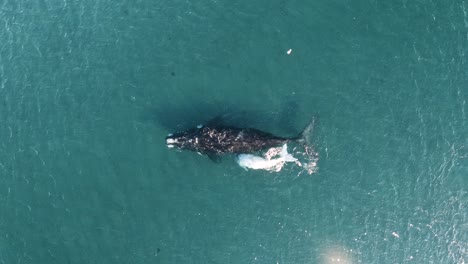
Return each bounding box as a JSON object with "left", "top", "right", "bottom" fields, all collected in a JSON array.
[{"left": 165, "top": 118, "right": 315, "bottom": 160}]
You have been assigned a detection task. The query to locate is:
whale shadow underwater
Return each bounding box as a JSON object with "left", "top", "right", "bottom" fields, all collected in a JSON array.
[{"left": 146, "top": 97, "right": 302, "bottom": 134}]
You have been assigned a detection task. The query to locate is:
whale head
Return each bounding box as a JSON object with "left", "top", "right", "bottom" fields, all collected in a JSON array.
[
  {"left": 166, "top": 133, "right": 188, "bottom": 149},
  {"left": 165, "top": 127, "right": 199, "bottom": 150}
]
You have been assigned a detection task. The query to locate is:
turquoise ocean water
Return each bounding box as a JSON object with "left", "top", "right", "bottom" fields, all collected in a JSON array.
[{"left": 0, "top": 0, "right": 467, "bottom": 263}]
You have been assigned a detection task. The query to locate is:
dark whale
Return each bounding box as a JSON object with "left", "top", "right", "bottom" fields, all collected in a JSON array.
[{"left": 165, "top": 118, "right": 315, "bottom": 160}]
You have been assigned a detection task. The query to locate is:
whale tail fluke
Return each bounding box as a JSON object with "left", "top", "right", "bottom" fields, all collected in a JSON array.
[{"left": 293, "top": 117, "right": 316, "bottom": 145}]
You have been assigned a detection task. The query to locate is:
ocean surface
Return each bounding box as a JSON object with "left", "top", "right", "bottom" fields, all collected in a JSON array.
[{"left": 0, "top": 0, "right": 467, "bottom": 263}]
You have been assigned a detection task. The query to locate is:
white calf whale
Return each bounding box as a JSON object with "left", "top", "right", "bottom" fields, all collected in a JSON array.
[{"left": 236, "top": 144, "right": 297, "bottom": 172}]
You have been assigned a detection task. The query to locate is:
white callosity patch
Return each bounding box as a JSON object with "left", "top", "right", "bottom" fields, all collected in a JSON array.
[
  {"left": 166, "top": 138, "right": 177, "bottom": 144},
  {"left": 166, "top": 138, "right": 177, "bottom": 148}
]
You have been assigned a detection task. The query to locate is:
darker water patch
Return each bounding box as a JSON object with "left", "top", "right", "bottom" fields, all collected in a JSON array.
[{"left": 143, "top": 100, "right": 306, "bottom": 137}]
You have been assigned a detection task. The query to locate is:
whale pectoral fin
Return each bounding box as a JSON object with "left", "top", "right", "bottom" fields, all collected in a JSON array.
[{"left": 207, "top": 154, "right": 222, "bottom": 163}]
